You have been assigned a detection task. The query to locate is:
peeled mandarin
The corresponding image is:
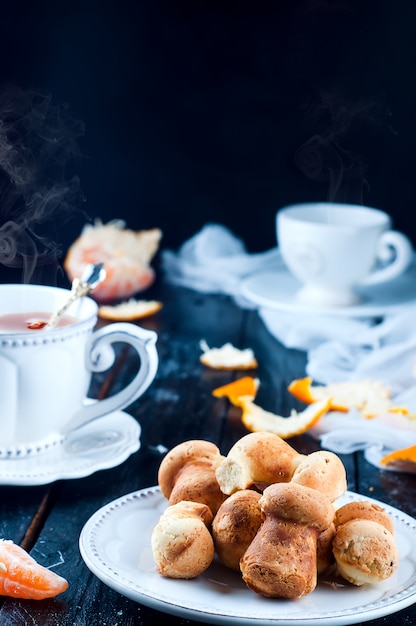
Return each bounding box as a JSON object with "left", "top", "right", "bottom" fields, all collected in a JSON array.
[{"left": 64, "top": 220, "right": 162, "bottom": 303}]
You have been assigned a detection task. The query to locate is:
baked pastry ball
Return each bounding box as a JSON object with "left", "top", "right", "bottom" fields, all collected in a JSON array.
[
  {"left": 212, "top": 489, "right": 262, "bottom": 571},
  {"left": 240, "top": 482, "right": 334, "bottom": 599},
  {"left": 291, "top": 450, "right": 347, "bottom": 502},
  {"left": 158, "top": 440, "right": 226, "bottom": 515},
  {"left": 332, "top": 500, "right": 399, "bottom": 585},
  {"left": 215, "top": 432, "right": 303, "bottom": 495},
  {"left": 151, "top": 501, "right": 214, "bottom": 579},
  {"left": 334, "top": 500, "right": 395, "bottom": 534}
]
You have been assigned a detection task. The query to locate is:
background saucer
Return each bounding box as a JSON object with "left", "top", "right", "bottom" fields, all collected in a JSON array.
[
  {"left": 0, "top": 410, "right": 141, "bottom": 486},
  {"left": 241, "top": 263, "right": 416, "bottom": 318}
]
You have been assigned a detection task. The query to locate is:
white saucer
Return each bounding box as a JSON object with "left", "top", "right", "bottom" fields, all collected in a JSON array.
[
  {"left": 241, "top": 263, "right": 416, "bottom": 318},
  {"left": 79, "top": 486, "right": 416, "bottom": 625},
  {"left": 0, "top": 410, "right": 141, "bottom": 486}
]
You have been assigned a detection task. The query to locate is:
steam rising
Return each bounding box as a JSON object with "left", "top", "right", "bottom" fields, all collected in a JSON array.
[
  {"left": 0, "top": 86, "right": 85, "bottom": 282},
  {"left": 295, "top": 91, "right": 392, "bottom": 203}
]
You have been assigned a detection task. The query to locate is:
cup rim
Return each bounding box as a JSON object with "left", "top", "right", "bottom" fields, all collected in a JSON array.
[
  {"left": 277, "top": 202, "right": 390, "bottom": 227},
  {"left": 0, "top": 283, "right": 98, "bottom": 337}
]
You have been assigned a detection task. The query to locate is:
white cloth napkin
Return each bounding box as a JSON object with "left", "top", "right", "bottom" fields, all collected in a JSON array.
[
  {"left": 161, "top": 223, "right": 416, "bottom": 468},
  {"left": 161, "top": 222, "right": 282, "bottom": 303}
]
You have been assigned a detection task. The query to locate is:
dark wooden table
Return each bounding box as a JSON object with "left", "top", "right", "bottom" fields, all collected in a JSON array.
[{"left": 0, "top": 278, "right": 415, "bottom": 625}]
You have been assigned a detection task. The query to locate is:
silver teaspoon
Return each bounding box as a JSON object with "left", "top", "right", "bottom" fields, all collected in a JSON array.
[{"left": 45, "top": 262, "right": 106, "bottom": 329}]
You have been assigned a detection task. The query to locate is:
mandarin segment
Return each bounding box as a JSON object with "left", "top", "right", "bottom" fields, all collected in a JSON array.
[{"left": 0, "top": 540, "right": 68, "bottom": 600}]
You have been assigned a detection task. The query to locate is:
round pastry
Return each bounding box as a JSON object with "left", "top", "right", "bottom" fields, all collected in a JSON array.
[
  {"left": 212, "top": 489, "right": 262, "bottom": 571},
  {"left": 291, "top": 450, "right": 347, "bottom": 502},
  {"left": 334, "top": 500, "right": 395, "bottom": 534},
  {"left": 332, "top": 518, "right": 398, "bottom": 585},
  {"left": 332, "top": 500, "right": 398, "bottom": 585},
  {"left": 158, "top": 440, "right": 226, "bottom": 515},
  {"left": 215, "top": 432, "right": 304, "bottom": 495},
  {"left": 151, "top": 501, "right": 215, "bottom": 579}
]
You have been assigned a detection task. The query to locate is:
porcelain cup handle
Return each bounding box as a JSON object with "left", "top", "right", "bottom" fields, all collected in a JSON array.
[
  {"left": 360, "top": 230, "right": 413, "bottom": 286},
  {"left": 62, "top": 323, "right": 158, "bottom": 434}
]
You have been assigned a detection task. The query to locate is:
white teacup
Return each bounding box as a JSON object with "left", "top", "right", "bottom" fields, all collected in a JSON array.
[
  {"left": 276, "top": 202, "right": 414, "bottom": 307},
  {"left": 0, "top": 284, "right": 159, "bottom": 456}
]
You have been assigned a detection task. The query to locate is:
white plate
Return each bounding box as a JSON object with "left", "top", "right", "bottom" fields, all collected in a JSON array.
[
  {"left": 79, "top": 486, "right": 416, "bottom": 625},
  {"left": 241, "top": 264, "right": 416, "bottom": 317},
  {"left": 0, "top": 410, "right": 141, "bottom": 486}
]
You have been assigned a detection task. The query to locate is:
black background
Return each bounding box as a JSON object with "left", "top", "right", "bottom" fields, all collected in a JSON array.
[{"left": 0, "top": 0, "right": 415, "bottom": 282}]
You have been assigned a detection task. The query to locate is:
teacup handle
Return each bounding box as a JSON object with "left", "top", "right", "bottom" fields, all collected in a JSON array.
[
  {"left": 361, "top": 230, "right": 413, "bottom": 286},
  {"left": 62, "top": 323, "right": 158, "bottom": 434}
]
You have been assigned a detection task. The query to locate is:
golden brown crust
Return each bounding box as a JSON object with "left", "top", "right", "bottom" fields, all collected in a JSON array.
[
  {"left": 332, "top": 518, "right": 399, "bottom": 585},
  {"left": 151, "top": 501, "right": 215, "bottom": 579},
  {"left": 317, "top": 522, "right": 336, "bottom": 574},
  {"left": 158, "top": 440, "right": 226, "bottom": 515},
  {"left": 260, "top": 482, "right": 335, "bottom": 530},
  {"left": 240, "top": 483, "right": 334, "bottom": 598},
  {"left": 241, "top": 517, "right": 319, "bottom": 598},
  {"left": 212, "top": 490, "right": 262, "bottom": 571},
  {"left": 168, "top": 462, "right": 227, "bottom": 516},
  {"left": 291, "top": 450, "right": 347, "bottom": 502},
  {"left": 215, "top": 432, "right": 303, "bottom": 495},
  {"left": 158, "top": 440, "right": 224, "bottom": 497},
  {"left": 334, "top": 501, "right": 395, "bottom": 535}
]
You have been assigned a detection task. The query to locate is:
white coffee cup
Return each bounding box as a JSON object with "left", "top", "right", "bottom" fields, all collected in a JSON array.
[
  {"left": 0, "top": 284, "right": 159, "bottom": 456},
  {"left": 276, "top": 202, "right": 414, "bottom": 307}
]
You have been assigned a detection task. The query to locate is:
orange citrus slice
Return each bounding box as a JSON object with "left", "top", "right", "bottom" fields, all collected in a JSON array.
[
  {"left": 212, "top": 377, "right": 331, "bottom": 438},
  {"left": 288, "top": 376, "right": 405, "bottom": 419},
  {"left": 64, "top": 220, "right": 162, "bottom": 303},
  {"left": 98, "top": 299, "right": 163, "bottom": 321},
  {"left": 0, "top": 540, "right": 68, "bottom": 599},
  {"left": 200, "top": 340, "right": 258, "bottom": 370},
  {"left": 380, "top": 445, "right": 416, "bottom": 472}
]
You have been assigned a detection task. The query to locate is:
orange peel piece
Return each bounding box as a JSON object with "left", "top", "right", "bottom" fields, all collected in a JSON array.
[
  {"left": 239, "top": 397, "right": 332, "bottom": 438},
  {"left": 288, "top": 376, "right": 406, "bottom": 419},
  {"left": 200, "top": 340, "right": 258, "bottom": 370},
  {"left": 98, "top": 299, "right": 163, "bottom": 321},
  {"left": 212, "top": 376, "right": 259, "bottom": 404},
  {"left": 212, "top": 377, "right": 331, "bottom": 438},
  {"left": 380, "top": 445, "right": 416, "bottom": 472}
]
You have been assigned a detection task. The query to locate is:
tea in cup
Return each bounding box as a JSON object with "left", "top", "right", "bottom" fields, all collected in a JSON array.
[
  {"left": 276, "top": 202, "right": 413, "bottom": 307},
  {"left": 0, "top": 284, "right": 159, "bottom": 457}
]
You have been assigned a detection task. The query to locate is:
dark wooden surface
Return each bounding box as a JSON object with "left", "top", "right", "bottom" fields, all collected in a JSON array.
[{"left": 0, "top": 278, "right": 415, "bottom": 625}]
